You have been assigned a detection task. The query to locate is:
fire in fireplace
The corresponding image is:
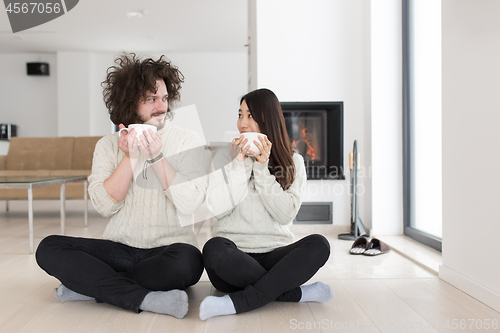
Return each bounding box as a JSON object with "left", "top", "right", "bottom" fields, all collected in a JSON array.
[
  {"left": 282, "top": 102, "right": 344, "bottom": 180},
  {"left": 286, "top": 110, "right": 326, "bottom": 165}
]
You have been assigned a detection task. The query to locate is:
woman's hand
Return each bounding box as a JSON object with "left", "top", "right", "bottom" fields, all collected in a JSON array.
[
  {"left": 229, "top": 135, "right": 250, "bottom": 162},
  {"left": 138, "top": 128, "right": 163, "bottom": 160},
  {"left": 249, "top": 135, "right": 272, "bottom": 164}
]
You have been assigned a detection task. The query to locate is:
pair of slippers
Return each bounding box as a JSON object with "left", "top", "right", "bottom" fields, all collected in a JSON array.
[{"left": 349, "top": 237, "right": 390, "bottom": 256}]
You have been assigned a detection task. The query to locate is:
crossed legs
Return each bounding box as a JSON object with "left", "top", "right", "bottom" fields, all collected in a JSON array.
[
  {"left": 36, "top": 235, "right": 203, "bottom": 317},
  {"left": 200, "top": 234, "right": 332, "bottom": 319}
]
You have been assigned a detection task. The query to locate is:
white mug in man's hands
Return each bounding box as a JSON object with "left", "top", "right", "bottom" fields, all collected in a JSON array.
[
  {"left": 239, "top": 132, "right": 268, "bottom": 156},
  {"left": 119, "top": 124, "right": 157, "bottom": 147}
]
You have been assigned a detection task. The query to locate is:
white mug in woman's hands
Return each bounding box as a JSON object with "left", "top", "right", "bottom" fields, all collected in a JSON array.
[{"left": 239, "top": 132, "right": 268, "bottom": 156}]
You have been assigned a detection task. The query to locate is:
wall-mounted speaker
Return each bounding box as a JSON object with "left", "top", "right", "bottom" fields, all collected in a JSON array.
[
  {"left": 0, "top": 124, "right": 17, "bottom": 140},
  {"left": 27, "top": 62, "right": 50, "bottom": 76}
]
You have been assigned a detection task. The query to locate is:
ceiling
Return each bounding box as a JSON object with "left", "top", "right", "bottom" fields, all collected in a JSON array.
[{"left": 0, "top": 0, "right": 248, "bottom": 53}]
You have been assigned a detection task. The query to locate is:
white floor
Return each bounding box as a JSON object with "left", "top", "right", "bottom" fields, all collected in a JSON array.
[{"left": 0, "top": 200, "right": 499, "bottom": 332}]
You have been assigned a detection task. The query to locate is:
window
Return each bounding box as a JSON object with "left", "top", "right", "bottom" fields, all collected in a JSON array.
[{"left": 403, "top": 0, "right": 442, "bottom": 251}]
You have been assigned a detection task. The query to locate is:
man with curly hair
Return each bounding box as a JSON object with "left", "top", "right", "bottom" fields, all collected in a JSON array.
[{"left": 35, "top": 53, "right": 207, "bottom": 319}]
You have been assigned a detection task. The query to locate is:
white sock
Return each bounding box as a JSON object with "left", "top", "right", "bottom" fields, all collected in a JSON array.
[
  {"left": 139, "top": 290, "right": 189, "bottom": 319},
  {"left": 299, "top": 281, "right": 334, "bottom": 302},
  {"left": 199, "top": 295, "right": 236, "bottom": 320},
  {"left": 54, "top": 284, "right": 94, "bottom": 302}
]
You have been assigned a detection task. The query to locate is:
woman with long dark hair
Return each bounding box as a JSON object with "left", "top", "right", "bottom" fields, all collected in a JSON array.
[{"left": 200, "top": 88, "right": 333, "bottom": 320}]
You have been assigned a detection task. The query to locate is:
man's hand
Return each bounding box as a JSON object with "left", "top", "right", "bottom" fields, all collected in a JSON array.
[
  {"left": 138, "top": 128, "right": 163, "bottom": 160},
  {"left": 118, "top": 124, "right": 141, "bottom": 160},
  {"left": 104, "top": 124, "right": 139, "bottom": 201}
]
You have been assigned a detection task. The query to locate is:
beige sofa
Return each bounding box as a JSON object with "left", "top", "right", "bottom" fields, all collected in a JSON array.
[{"left": 0, "top": 136, "right": 102, "bottom": 200}]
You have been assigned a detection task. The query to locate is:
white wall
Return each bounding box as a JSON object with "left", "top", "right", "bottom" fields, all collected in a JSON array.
[
  {"left": 168, "top": 52, "right": 248, "bottom": 143},
  {"left": 250, "top": 0, "right": 368, "bottom": 228},
  {"left": 57, "top": 52, "right": 116, "bottom": 137},
  {"left": 57, "top": 52, "right": 92, "bottom": 137},
  {"left": 0, "top": 53, "right": 58, "bottom": 139},
  {"left": 89, "top": 53, "right": 117, "bottom": 136},
  {"left": 441, "top": 0, "right": 500, "bottom": 312}
]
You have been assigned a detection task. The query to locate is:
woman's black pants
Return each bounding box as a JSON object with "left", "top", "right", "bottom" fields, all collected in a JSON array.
[{"left": 202, "top": 234, "right": 330, "bottom": 313}]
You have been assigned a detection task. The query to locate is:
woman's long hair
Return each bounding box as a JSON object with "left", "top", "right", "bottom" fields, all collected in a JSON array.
[{"left": 241, "top": 88, "right": 295, "bottom": 190}]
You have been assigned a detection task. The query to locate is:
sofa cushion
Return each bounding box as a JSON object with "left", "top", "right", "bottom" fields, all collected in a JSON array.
[
  {"left": 72, "top": 136, "right": 102, "bottom": 170},
  {"left": 6, "top": 137, "right": 75, "bottom": 171}
]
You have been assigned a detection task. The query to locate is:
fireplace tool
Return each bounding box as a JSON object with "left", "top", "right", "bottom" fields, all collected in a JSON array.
[{"left": 338, "top": 140, "right": 367, "bottom": 240}]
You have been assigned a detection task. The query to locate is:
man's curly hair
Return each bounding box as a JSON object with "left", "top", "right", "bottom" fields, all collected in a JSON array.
[{"left": 102, "top": 53, "right": 184, "bottom": 126}]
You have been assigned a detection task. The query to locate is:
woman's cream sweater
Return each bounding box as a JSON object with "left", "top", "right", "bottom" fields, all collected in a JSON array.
[{"left": 207, "top": 149, "right": 307, "bottom": 253}]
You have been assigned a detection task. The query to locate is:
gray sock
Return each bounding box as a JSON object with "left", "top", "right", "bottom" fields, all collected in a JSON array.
[
  {"left": 299, "top": 281, "right": 334, "bottom": 302},
  {"left": 199, "top": 295, "right": 236, "bottom": 320},
  {"left": 139, "top": 290, "right": 189, "bottom": 319},
  {"left": 54, "top": 284, "right": 94, "bottom": 302}
]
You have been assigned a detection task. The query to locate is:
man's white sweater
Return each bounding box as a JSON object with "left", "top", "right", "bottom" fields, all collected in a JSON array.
[
  {"left": 88, "top": 122, "right": 208, "bottom": 249},
  {"left": 207, "top": 149, "right": 307, "bottom": 253}
]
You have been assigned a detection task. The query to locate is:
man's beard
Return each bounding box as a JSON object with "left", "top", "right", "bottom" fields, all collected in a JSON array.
[{"left": 142, "top": 113, "right": 167, "bottom": 130}]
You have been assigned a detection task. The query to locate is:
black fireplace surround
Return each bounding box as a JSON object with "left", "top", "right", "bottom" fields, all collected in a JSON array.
[{"left": 281, "top": 102, "right": 344, "bottom": 180}]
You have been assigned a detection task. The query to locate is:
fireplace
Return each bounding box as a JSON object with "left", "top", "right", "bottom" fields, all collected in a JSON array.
[{"left": 282, "top": 102, "right": 344, "bottom": 180}]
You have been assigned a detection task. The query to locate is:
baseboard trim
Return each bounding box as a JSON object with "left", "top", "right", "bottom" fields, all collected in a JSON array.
[{"left": 439, "top": 265, "right": 500, "bottom": 312}]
